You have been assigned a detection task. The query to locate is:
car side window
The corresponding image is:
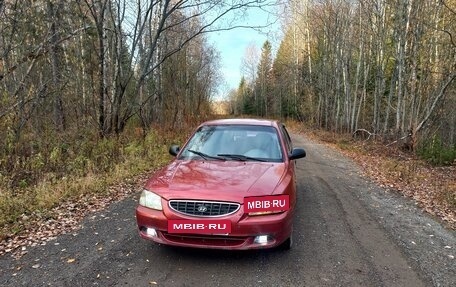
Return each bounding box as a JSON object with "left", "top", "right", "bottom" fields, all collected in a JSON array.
[{"left": 280, "top": 124, "right": 292, "bottom": 153}]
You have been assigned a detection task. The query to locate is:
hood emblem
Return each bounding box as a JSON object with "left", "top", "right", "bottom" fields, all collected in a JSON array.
[{"left": 197, "top": 205, "right": 208, "bottom": 212}]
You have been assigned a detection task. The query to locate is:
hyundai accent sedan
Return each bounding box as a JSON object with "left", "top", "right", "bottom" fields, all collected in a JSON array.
[{"left": 136, "top": 119, "right": 306, "bottom": 250}]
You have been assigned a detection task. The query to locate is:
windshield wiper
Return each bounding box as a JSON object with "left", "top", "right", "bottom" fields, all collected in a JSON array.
[
  {"left": 188, "top": 150, "right": 225, "bottom": 161},
  {"left": 217, "top": 154, "right": 267, "bottom": 162}
]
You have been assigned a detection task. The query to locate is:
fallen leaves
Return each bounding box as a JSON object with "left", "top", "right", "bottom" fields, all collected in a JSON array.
[
  {"left": 331, "top": 139, "right": 456, "bottom": 230},
  {"left": 295, "top": 127, "right": 455, "bottom": 230},
  {"left": 0, "top": 172, "right": 150, "bottom": 259}
]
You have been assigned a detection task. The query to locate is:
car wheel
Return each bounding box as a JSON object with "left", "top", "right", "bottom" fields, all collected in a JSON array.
[{"left": 280, "top": 234, "right": 292, "bottom": 250}]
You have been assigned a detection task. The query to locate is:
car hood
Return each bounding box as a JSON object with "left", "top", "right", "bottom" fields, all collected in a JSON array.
[{"left": 145, "top": 160, "right": 286, "bottom": 202}]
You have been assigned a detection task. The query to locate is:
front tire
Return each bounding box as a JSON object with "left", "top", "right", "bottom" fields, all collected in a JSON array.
[{"left": 279, "top": 234, "right": 292, "bottom": 250}]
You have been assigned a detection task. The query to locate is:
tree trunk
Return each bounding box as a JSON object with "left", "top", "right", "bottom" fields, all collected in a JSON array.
[{"left": 47, "top": 0, "right": 65, "bottom": 132}]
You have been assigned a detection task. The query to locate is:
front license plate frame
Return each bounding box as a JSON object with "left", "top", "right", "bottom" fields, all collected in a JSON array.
[{"left": 168, "top": 219, "right": 231, "bottom": 234}]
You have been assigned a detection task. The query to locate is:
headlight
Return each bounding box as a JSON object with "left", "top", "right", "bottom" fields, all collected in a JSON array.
[{"left": 139, "top": 189, "right": 163, "bottom": 210}]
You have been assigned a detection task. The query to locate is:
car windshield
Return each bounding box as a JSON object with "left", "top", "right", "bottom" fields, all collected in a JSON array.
[{"left": 179, "top": 125, "right": 283, "bottom": 162}]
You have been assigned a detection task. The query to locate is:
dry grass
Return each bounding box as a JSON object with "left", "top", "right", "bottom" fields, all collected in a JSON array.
[
  {"left": 0, "top": 126, "right": 187, "bottom": 240},
  {"left": 288, "top": 123, "right": 456, "bottom": 229}
]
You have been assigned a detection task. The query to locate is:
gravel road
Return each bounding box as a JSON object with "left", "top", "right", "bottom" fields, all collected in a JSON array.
[{"left": 0, "top": 133, "right": 454, "bottom": 286}]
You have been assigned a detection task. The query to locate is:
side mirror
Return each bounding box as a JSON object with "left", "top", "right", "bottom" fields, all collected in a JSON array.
[
  {"left": 289, "top": 148, "right": 306, "bottom": 160},
  {"left": 169, "top": 145, "right": 180, "bottom": 156}
]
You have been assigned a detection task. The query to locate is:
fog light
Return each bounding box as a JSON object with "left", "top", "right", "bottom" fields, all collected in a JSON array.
[
  {"left": 254, "top": 235, "right": 271, "bottom": 244},
  {"left": 146, "top": 228, "right": 157, "bottom": 237}
]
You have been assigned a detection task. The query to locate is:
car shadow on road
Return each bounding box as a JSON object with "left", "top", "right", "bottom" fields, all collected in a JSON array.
[{"left": 153, "top": 244, "right": 289, "bottom": 261}]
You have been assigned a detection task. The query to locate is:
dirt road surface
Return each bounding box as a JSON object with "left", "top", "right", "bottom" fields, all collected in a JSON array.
[{"left": 0, "top": 134, "right": 454, "bottom": 286}]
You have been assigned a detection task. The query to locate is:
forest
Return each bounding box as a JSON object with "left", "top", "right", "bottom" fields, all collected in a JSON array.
[
  {"left": 230, "top": 0, "right": 455, "bottom": 158},
  {"left": 0, "top": 0, "right": 264, "bottom": 236},
  {"left": 0, "top": 0, "right": 455, "bottom": 238}
]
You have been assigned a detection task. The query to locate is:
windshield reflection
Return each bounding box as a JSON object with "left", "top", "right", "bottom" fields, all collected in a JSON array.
[{"left": 179, "top": 125, "right": 283, "bottom": 162}]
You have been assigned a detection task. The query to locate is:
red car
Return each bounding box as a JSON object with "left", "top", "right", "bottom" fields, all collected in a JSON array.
[{"left": 136, "top": 119, "right": 306, "bottom": 250}]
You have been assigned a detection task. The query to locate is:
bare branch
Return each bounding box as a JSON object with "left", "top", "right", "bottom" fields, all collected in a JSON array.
[
  {"left": 0, "top": 26, "right": 91, "bottom": 82},
  {"left": 416, "top": 71, "right": 456, "bottom": 133}
]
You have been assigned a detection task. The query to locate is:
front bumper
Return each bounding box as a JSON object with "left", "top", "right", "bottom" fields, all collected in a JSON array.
[{"left": 135, "top": 205, "right": 293, "bottom": 250}]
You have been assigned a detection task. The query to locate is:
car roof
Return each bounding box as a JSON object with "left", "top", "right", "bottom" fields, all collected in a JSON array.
[{"left": 200, "top": 118, "right": 280, "bottom": 127}]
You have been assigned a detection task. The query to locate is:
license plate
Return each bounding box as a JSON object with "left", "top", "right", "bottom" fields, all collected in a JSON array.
[
  {"left": 244, "top": 194, "right": 290, "bottom": 213},
  {"left": 168, "top": 219, "right": 231, "bottom": 234}
]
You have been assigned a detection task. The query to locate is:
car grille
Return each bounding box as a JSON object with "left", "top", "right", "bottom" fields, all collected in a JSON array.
[{"left": 169, "top": 200, "right": 240, "bottom": 217}]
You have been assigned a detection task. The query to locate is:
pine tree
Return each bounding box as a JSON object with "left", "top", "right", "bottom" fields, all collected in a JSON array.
[{"left": 255, "top": 40, "right": 273, "bottom": 116}]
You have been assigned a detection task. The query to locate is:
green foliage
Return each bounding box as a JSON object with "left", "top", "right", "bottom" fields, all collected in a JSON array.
[
  {"left": 69, "top": 155, "right": 89, "bottom": 175},
  {"left": 242, "top": 93, "right": 256, "bottom": 115},
  {"left": 30, "top": 153, "right": 45, "bottom": 170},
  {"left": 418, "top": 136, "right": 456, "bottom": 166}
]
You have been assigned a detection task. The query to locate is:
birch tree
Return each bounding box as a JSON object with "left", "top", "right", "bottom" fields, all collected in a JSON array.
[{"left": 233, "top": 0, "right": 455, "bottom": 149}]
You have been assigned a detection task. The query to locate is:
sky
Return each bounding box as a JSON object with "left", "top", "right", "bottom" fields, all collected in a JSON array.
[{"left": 207, "top": 5, "right": 281, "bottom": 100}]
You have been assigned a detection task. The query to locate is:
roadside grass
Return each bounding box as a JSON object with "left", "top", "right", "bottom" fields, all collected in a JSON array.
[
  {"left": 287, "top": 122, "right": 456, "bottom": 229},
  {"left": 0, "top": 125, "right": 188, "bottom": 241}
]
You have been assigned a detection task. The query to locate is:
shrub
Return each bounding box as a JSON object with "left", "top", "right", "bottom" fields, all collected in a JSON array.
[
  {"left": 0, "top": 125, "right": 187, "bottom": 239},
  {"left": 418, "top": 136, "right": 456, "bottom": 166}
]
